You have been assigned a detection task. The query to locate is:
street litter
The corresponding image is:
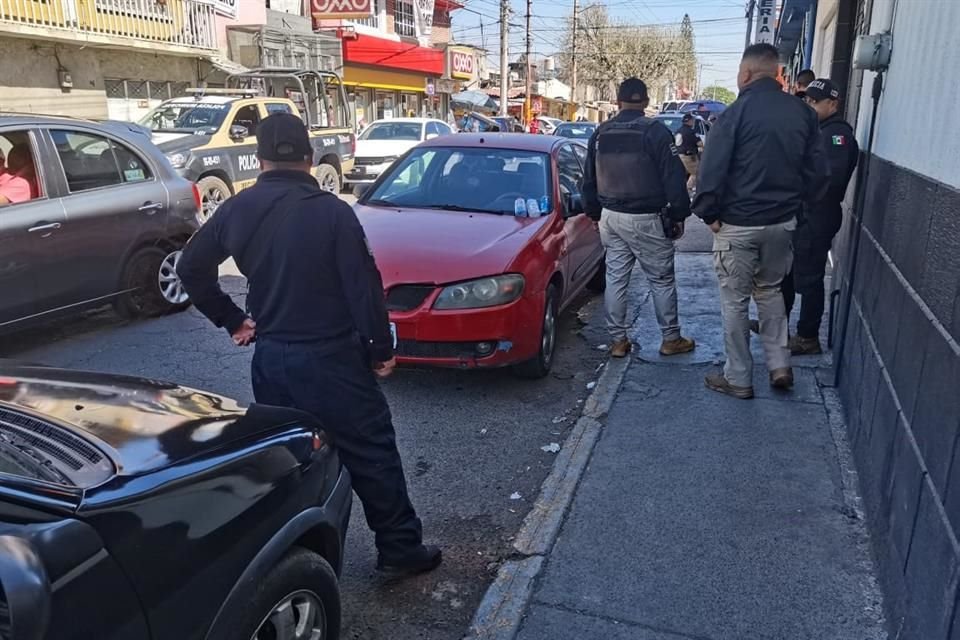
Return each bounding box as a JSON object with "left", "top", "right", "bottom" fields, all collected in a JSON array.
[
  {"left": 540, "top": 443, "right": 561, "bottom": 453},
  {"left": 509, "top": 492, "right": 522, "bottom": 500},
  {"left": 586, "top": 381, "right": 597, "bottom": 390},
  {"left": 552, "top": 416, "right": 567, "bottom": 424},
  {"left": 480, "top": 428, "right": 487, "bottom": 435},
  {"left": 597, "top": 344, "right": 608, "bottom": 351}
]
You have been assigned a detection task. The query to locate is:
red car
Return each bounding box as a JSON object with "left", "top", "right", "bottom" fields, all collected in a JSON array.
[{"left": 354, "top": 133, "right": 604, "bottom": 378}]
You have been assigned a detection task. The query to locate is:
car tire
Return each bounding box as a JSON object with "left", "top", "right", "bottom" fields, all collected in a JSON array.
[
  {"left": 224, "top": 547, "right": 341, "bottom": 640},
  {"left": 587, "top": 256, "right": 606, "bottom": 293},
  {"left": 513, "top": 284, "right": 560, "bottom": 379},
  {"left": 115, "top": 247, "right": 191, "bottom": 319},
  {"left": 198, "top": 175, "right": 231, "bottom": 223},
  {"left": 316, "top": 163, "right": 341, "bottom": 194}
]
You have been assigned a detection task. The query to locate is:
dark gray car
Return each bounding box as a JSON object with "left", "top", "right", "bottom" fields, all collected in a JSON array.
[{"left": 0, "top": 115, "right": 200, "bottom": 330}]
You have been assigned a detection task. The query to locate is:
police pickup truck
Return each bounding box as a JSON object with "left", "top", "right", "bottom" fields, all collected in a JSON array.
[{"left": 139, "top": 69, "right": 355, "bottom": 222}]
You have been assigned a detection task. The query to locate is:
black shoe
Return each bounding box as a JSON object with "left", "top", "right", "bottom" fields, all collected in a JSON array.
[{"left": 376, "top": 544, "right": 442, "bottom": 577}]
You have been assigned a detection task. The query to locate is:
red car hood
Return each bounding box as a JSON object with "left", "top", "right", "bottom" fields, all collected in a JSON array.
[{"left": 355, "top": 205, "right": 550, "bottom": 286}]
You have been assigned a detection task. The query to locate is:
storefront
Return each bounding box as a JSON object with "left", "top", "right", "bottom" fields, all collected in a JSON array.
[{"left": 340, "top": 32, "right": 444, "bottom": 129}]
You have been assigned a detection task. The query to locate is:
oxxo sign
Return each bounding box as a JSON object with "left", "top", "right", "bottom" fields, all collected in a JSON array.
[
  {"left": 754, "top": 0, "right": 775, "bottom": 44},
  {"left": 450, "top": 49, "right": 474, "bottom": 80}
]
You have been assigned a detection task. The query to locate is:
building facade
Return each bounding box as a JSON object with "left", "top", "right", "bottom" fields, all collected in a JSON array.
[{"left": 777, "top": 1, "right": 960, "bottom": 638}]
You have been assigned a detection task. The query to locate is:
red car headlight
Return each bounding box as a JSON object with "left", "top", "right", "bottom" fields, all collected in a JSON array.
[{"left": 433, "top": 274, "right": 525, "bottom": 310}]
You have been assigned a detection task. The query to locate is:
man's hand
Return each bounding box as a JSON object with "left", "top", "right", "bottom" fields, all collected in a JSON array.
[
  {"left": 373, "top": 357, "right": 397, "bottom": 378},
  {"left": 709, "top": 221, "right": 722, "bottom": 233},
  {"left": 672, "top": 220, "right": 685, "bottom": 240},
  {"left": 231, "top": 318, "right": 256, "bottom": 346}
]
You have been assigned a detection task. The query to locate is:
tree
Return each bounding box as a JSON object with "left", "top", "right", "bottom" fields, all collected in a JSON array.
[
  {"left": 700, "top": 85, "right": 736, "bottom": 105},
  {"left": 556, "top": 5, "right": 699, "bottom": 105}
]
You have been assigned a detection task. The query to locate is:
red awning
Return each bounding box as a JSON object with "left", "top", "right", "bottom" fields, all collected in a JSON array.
[{"left": 343, "top": 34, "right": 444, "bottom": 75}]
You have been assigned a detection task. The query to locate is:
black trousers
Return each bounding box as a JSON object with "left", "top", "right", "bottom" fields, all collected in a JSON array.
[
  {"left": 251, "top": 338, "right": 422, "bottom": 558},
  {"left": 783, "top": 224, "right": 835, "bottom": 339}
]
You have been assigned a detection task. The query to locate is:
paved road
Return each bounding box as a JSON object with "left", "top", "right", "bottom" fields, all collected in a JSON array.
[{"left": 0, "top": 192, "right": 610, "bottom": 640}]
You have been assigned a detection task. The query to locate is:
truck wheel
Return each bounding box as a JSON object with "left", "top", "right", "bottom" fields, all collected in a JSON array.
[
  {"left": 198, "top": 175, "right": 231, "bottom": 223},
  {"left": 315, "top": 163, "right": 340, "bottom": 194},
  {"left": 115, "top": 247, "right": 191, "bottom": 319},
  {"left": 224, "top": 547, "right": 341, "bottom": 640}
]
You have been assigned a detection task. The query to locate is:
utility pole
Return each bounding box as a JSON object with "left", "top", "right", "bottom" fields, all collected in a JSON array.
[
  {"left": 499, "top": 0, "right": 509, "bottom": 116},
  {"left": 570, "top": 0, "right": 578, "bottom": 121},
  {"left": 744, "top": 0, "right": 756, "bottom": 50},
  {"left": 524, "top": 0, "right": 532, "bottom": 127}
]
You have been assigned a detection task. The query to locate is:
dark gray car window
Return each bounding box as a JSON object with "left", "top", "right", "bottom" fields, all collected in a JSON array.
[
  {"left": 51, "top": 130, "right": 151, "bottom": 192},
  {"left": 266, "top": 103, "right": 293, "bottom": 115}
]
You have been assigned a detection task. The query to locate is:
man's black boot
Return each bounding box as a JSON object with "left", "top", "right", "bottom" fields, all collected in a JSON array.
[{"left": 376, "top": 544, "right": 443, "bottom": 577}]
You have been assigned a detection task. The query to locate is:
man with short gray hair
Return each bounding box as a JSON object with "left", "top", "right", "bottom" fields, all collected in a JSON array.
[{"left": 694, "top": 44, "right": 830, "bottom": 399}]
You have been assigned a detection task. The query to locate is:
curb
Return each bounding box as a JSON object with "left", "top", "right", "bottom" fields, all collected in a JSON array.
[{"left": 463, "top": 357, "right": 630, "bottom": 640}]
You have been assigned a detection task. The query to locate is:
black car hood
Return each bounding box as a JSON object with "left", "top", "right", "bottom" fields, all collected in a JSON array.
[
  {"left": 0, "top": 364, "right": 315, "bottom": 476},
  {"left": 155, "top": 133, "right": 212, "bottom": 155}
]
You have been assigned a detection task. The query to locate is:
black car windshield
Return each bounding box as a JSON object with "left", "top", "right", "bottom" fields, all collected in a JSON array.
[
  {"left": 360, "top": 122, "right": 423, "bottom": 141},
  {"left": 139, "top": 101, "right": 230, "bottom": 134},
  {"left": 365, "top": 147, "right": 553, "bottom": 216},
  {"left": 554, "top": 124, "right": 596, "bottom": 139}
]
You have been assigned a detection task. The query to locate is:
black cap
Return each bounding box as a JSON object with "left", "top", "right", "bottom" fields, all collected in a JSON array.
[
  {"left": 617, "top": 78, "right": 648, "bottom": 103},
  {"left": 682, "top": 113, "right": 694, "bottom": 122},
  {"left": 257, "top": 113, "right": 313, "bottom": 162},
  {"left": 805, "top": 78, "right": 841, "bottom": 102}
]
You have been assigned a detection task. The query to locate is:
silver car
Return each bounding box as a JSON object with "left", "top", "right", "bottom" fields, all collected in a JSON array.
[{"left": 0, "top": 114, "right": 200, "bottom": 331}]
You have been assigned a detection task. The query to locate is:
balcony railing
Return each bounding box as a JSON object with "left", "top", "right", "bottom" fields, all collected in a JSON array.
[{"left": 0, "top": 0, "right": 218, "bottom": 52}]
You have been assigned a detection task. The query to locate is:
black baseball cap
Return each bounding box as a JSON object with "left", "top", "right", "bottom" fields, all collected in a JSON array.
[
  {"left": 805, "top": 78, "right": 841, "bottom": 102},
  {"left": 617, "top": 78, "right": 648, "bottom": 103},
  {"left": 257, "top": 113, "right": 313, "bottom": 162},
  {"left": 682, "top": 113, "right": 694, "bottom": 122}
]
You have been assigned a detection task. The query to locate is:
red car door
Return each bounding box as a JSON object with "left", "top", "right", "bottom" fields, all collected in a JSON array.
[{"left": 556, "top": 143, "right": 601, "bottom": 300}]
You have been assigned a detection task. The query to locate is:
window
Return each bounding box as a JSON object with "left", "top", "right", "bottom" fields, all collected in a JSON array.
[
  {"left": 437, "top": 123, "right": 452, "bottom": 135},
  {"left": 426, "top": 122, "right": 442, "bottom": 137},
  {"left": 395, "top": 0, "right": 416, "bottom": 37},
  {"left": 557, "top": 145, "right": 583, "bottom": 196},
  {"left": 572, "top": 143, "right": 588, "bottom": 167},
  {"left": 266, "top": 103, "right": 293, "bottom": 115},
  {"left": 231, "top": 105, "right": 261, "bottom": 138},
  {"left": 51, "top": 130, "right": 151, "bottom": 193},
  {"left": 0, "top": 131, "right": 42, "bottom": 206}
]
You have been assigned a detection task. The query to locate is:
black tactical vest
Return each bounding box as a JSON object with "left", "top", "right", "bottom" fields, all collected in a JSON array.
[{"left": 595, "top": 118, "right": 664, "bottom": 203}]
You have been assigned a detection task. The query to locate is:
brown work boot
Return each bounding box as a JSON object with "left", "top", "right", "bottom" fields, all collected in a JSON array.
[
  {"left": 609, "top": 339, "right": 632, "bottom": 358},
  {"left": 704, "top": 373, "right": 754, "bottom": 399},
  {"left": 660, "top": 336, "right": 696, "bottom": 356},
  {"left": 769, "top": 367, "right": 795, "bottom": 390},
  {"left": 789, "top": 335, "right": 823, "bottom": 355}
]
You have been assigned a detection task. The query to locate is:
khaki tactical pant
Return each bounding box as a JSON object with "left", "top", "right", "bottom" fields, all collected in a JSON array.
[
  {"left": 600, "top": 209, "right": 681, "bottom": 343},
  {"left": 680, "top": 155, "right": 699, "bottom": 191},
  {"left": 712, "top": 219, "right": 796, "bottom": 388}
]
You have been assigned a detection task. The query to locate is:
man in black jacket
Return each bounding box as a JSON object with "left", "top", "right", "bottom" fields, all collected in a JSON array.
[
  {"left": 177, "top": 113, "right": 441, "bottom": 576},
  {"left": 676, "top": 113, "right": 702, "bottom": 192},
  {"left": 582, "top": 78, "right": 695, "bottom": 359},
  {"left": 694, "top": 44, "right": 830, "bottom": 399},
  {"left": 795, "top": 69, "right": 816, "bottom": 98},
  {"left": 783, "top": 78, "right": 860, "bottom": 355}
]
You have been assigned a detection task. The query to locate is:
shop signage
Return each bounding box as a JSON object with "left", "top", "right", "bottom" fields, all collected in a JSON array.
[
  {"left": 311, "top": 0, "right": 372, "bottom": 20},
  {"left": 450, "top": 48, "right": 474, "bottom": 79},
  {"left": 425, "top": 81, "right": 436, "bottom": 96},
  {"left": 212, "top": 0, "right": 238, "bottom": 17},
  {"left": 754, "top": 0, "right": 775, "bottom": 44},
  {"left": 531, "top": 96, "right": 542, "bottom": 113},
  {"left": 436, "top": 78, "right": 456, "bottom": 94}
]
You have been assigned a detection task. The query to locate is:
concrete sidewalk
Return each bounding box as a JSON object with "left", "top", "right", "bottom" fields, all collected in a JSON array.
[{"left": 511, "top": 249, "right": 889, "bottom": 640}]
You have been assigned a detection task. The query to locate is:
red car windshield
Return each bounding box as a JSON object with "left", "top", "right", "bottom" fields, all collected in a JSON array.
[{"left": 365, "top": 147, "right": 553, "bottom": 216}]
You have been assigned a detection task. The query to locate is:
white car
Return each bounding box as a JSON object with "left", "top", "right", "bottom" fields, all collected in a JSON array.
[
  {"left": 536, "top": 116, "right": 563, "bottom": 134},
  {"left": 344, "top": 118, "right": 454, "bottom": 194}
]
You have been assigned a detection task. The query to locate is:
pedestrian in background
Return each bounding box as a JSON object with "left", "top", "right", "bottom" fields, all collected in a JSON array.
[
  {"left": 177, "top": 113, "right": 441, "bottom": 577},
  {"left": 782, "top": 78, "right": 860, "bottom": 355},
  {"left": 694, "top": 44, "right": 829, "bottom": 399},
  {"left": 581, "top": 78, "right": 696, "bottom": 359},
  {"left": 675, "top": 113, "right": 702, "bottom": 193},
  {"left": 795, "top": 69, "right": 816, "bottom": 98}
]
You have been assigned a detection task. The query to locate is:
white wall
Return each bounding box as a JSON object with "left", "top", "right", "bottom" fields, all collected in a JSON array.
[
  {"left": 856, "top": 0, "right": 960, "bottom": 188},
  {"left": 812, "top": 0, "right": 838, "bottom": 77}
]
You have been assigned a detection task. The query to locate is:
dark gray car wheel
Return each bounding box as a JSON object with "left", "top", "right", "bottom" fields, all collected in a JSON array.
[
  {"left": 115, "top": 247, "right": 191, "bottom": 319},
  {"left": 222, "top": 547, "right": 340, "bottom": 640},
  {"left": 513, "top": 284, "right": 560, "bottom": 379},
  {"left": 198, "top": 175, "right": 231, "bottom": 223},
  {"left": 315, "top": 163, "right": 340, "bottom": 195}
]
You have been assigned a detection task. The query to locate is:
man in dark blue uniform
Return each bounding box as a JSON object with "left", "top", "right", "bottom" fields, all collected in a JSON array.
[
  {"left": 675, "top": 113, "right": 702, "bottom": 192},
  {"left": 782, "top": 78, "right": 860, "bottom": 354},
  {"left": 581, "top": 78, "right": 695, "bottom": 359},
  {"left": 177, "top": 113, "right": 441, "bottom": 576}
]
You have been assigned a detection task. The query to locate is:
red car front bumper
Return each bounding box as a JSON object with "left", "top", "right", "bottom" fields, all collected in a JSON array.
[{"left": 391, "top": 290, "right": 545, "bottom": 369}]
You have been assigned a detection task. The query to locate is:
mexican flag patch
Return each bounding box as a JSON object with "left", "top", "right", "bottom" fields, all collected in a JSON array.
[{"left": 832, "top": 135, "right": 846, "bottom": 145}]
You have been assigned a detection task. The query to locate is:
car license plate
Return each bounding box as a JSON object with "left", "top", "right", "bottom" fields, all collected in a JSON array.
[
  {"left": 389, "top": 322, "right": 397, "bottom": 348},
  {"left": 356, "top": 166, "right": 366, "bottom": 175}
]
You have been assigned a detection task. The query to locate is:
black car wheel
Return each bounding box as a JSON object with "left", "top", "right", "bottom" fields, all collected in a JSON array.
[
  {"left": 115, "top": 247, "right": 191, "bottom": 319},
  {"left": 227, "top": 547, "right": 340, "bottom": 640},
  {"left": 514, "top": 284, "right": 560, "bottom": 379},
  {"left": 198, "top": 175, "right": 231, "bottom": 223},
  {"left": 315, "top": 164, "right": 340, "bottom": 195}
]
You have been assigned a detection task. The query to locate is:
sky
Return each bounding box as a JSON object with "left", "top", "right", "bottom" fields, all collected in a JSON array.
[{"left": 449, "top": 0, "right": 749, "bottom": 92}]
